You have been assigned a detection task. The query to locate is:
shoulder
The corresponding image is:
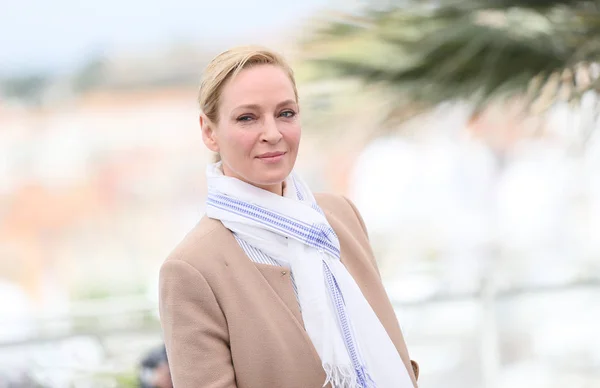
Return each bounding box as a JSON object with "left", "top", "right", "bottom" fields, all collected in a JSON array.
[
  {"left": 315, "top": 192, "right": 380, "bottom": 277},
  {"left": 314, "top": 192, "right": 353, "bottom": 216},
  {"left": 314, "top": 192, "right": 344, "bottom": 208},
  {"left": 161, "top": 216, "right": 230, "bottom": 274},
  {"left": 315, "top": 192, "right": 369, "bottom": 238}
]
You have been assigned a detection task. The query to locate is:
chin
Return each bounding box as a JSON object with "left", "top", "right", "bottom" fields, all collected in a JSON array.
[
  {"left": 252, "top": 175, "right": 287, "bottom": 187},
  {"left": 249, "top": 167, "right": 290, "bottom": 187}
]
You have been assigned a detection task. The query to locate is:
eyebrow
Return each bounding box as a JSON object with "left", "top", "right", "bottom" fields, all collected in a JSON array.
[{"left": 233, "top": 99, "right": 297, "bottom": 111}]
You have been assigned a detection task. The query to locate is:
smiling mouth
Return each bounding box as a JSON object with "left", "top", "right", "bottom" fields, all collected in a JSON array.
[{"left": 257, "top": 152, "right": 286, "bottom": 159}]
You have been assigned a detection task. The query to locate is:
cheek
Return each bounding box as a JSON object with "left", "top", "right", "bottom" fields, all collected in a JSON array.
[
  {"left": 223, "top": 130, "right": 258, "bottom": 155},
  {"left": 285, "top": 126, "right": 302, "bottom": 150}
]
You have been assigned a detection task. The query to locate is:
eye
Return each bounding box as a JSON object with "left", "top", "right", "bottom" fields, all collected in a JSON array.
[
  {"left": 279, "top": 110, "right": 296, "bottom": 118},
  {"left": 236, "top": 114, "right": 254, "bottom": 122}
]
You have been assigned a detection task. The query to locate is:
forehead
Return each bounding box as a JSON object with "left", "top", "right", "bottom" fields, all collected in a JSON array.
[{"left": 219, "top": 64, "right": 296, "bottom": 111}]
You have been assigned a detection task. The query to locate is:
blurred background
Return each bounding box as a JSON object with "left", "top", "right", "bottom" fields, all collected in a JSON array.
[{"left": 1, "top": 0, "right": 600, "bottom": 387}]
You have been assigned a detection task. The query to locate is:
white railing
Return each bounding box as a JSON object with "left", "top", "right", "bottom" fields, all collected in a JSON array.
[
  {"left": 2, "top": 280, "right": 599, "bottom": 347},
  {"left": 1, "top": 280, "right": 598, "bottom": 388}
]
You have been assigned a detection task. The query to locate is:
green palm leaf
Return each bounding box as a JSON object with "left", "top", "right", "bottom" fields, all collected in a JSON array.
[{"left": 301, "top": 1, "right": 600, "bottom": 119}]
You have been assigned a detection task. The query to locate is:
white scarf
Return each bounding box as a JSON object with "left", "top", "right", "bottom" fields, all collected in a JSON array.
[{"left": 205, "top": 163, "right": 413, "bottom": 388}]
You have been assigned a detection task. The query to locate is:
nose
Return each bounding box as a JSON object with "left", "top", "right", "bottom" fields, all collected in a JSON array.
[{"left": 260, "top": 117, "right": 283, "bottom": 144}]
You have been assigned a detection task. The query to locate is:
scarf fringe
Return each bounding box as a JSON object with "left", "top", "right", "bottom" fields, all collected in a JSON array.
[
  {"left": 323, "top": 364, "right": 359, "bottom": 388},
  {"left": 322, "top": 364, "right": 377, "bottom": 388}
]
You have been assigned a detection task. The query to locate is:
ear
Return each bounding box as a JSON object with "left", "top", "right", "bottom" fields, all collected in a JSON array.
[{"left": 200, "top": 114, "right": 220, "bottom": 153}]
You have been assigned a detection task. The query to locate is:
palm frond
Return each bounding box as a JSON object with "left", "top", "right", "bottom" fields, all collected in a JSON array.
[{"left": 301, "top": 1, "right": 600, "bottom": 119}]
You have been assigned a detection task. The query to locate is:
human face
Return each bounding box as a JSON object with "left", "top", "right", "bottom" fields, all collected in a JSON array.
[{"left": 201, "top": 64, "right": 301, "bottom": 195}]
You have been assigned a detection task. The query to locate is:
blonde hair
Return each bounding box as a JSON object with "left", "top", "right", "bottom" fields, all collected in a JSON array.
[{"left": 198, "top": 45, "right": 298, "bottom": 124}]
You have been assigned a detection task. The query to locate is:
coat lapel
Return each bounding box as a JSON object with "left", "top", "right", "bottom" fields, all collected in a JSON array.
[
  {"left": 212, "top": 220, "right": 326, "bottom": 376},
  {"left": 253, "top": 262, "right": 304, "bottom": 327}
]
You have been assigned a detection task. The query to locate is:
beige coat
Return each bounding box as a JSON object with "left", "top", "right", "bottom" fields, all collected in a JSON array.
[{"left": 159, "top": 193, "right": 419, "bottom": 387}]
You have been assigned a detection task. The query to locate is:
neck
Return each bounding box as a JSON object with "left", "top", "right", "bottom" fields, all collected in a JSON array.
[{"left": 220, "top": 163, "right": 284, "bottom": 196}]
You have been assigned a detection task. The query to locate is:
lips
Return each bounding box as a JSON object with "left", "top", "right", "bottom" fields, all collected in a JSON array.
[
  {"left": 256, "top": 151, "right": 286, "bottom": 164},
  {"left": 257, "top": 151, "right": 286, "bottom": 159}
]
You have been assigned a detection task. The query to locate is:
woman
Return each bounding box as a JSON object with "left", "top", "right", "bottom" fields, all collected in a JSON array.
[{"left": 159, "top": 46, "right": 419, "bottom": 388}]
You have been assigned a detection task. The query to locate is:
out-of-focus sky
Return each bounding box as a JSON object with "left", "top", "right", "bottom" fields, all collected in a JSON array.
[{"left": 0, "top": 0, "right": 330, "bottom": 76}]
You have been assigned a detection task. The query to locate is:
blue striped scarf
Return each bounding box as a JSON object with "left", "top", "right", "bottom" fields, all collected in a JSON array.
[{"left": 205, "top": 163, "right": 413, "bottom": 388}]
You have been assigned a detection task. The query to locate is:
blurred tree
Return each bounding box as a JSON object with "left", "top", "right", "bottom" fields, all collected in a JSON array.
[
  {"left": 73, "top": 56, "right": 107, "bottom": 92},
  {"left": 0, "top": 74, "right": 48, "bottom": 103},
  {"left": 301, "top": 0, "right": 600, "bottom": 128}
]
